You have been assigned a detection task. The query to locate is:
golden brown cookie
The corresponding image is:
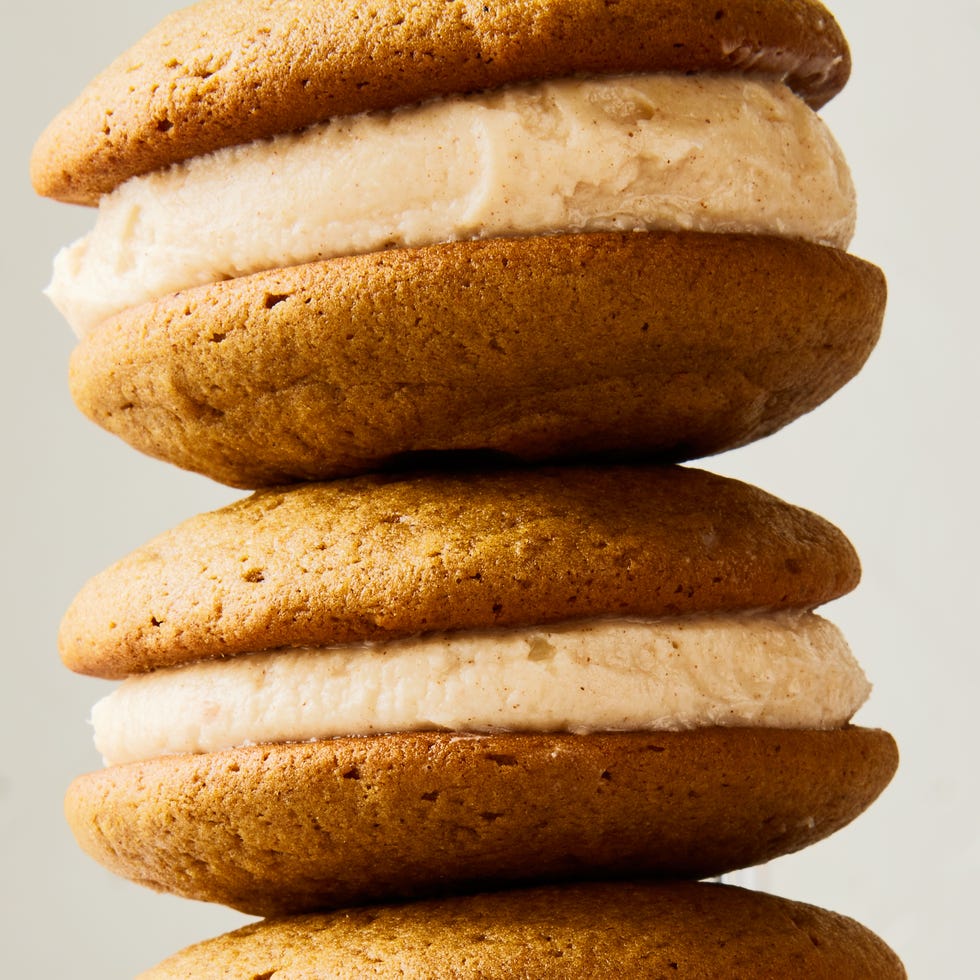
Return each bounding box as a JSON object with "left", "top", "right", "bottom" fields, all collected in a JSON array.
[
  {"left": 32, "top": 0, "right": 851, "bottom": 204},
  {"left": 34, "top": 1, "right": 877, "bottom": 485},
  {"left": 61, "top": 467, "right": 894, "bottom": 913},
  {"left": 139, "top": 881, "right": 905, "bottom": 979},
  {"left": 68, "top": 232, "right": 886, "bottom": 489},
  {"left": 59, "top": 464, "right": 861, "bottom": 678},
  {"left": 67, "top": 728, "right": 898, "bottom": 917}
]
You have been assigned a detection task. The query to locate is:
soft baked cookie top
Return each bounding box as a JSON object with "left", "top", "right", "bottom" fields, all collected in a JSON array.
[
  {"left": 32, "top": 0, "right": 850, "bottom": 204},
  {"left": 60, "top": 464, "right": 861, "bottom": 678}
]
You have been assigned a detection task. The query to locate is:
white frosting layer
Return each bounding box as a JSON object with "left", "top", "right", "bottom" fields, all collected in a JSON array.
[
  {"left": 92, "top": 611, "right": 870, "bottom": 765},
  {"left": 51, "top": 74, "right": 855, "bottom": 335}
]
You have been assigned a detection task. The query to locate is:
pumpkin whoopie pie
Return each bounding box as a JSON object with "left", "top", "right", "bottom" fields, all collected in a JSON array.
[
  {"left": 62, "top": 465, "right": 897, "bottom": 916},
  {"left": 33, "top": 0, "right": 885, "bottom": 488},
  {"left": 138, "top": 881, "right": 906, "bottom": 979}
]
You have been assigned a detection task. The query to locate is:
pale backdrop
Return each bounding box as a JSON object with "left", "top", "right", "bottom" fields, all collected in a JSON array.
[{"left": 2, "top": 0, "right": 976, "bottom": 975}]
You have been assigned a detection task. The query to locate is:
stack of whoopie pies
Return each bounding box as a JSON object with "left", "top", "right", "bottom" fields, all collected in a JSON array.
[{"left": 35, "top": 0, "right": 905, "bottom": 976}]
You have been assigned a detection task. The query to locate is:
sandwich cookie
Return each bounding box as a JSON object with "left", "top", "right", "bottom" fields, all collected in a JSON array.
[
  {"left": 139, "top": 881, "right": 906, "bottom": 979},
  {"left": 33, "top": 0, "right": 885, "bottom": 487},
  {"left": 62, "top": 465, "right": 898, "bottom": 915}
]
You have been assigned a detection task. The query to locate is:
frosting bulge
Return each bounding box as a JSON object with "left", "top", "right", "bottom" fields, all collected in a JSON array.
[
  {"left": 92, "top": 611, "right": 870, "bottom": 766},
  {"left": 50, "top": 74, "right": 855, "bottom": 335}
]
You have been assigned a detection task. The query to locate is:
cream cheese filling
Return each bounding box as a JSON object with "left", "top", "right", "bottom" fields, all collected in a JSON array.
[
  {"left": 92, "top": 611, "right": 870, "bottom": 766},
  {"left": 50, "top": 73, "right": 855, "bottom": 336}
]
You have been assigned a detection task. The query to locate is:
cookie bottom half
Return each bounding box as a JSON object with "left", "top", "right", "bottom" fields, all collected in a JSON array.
[
  {"left": 67, "top": 727, "right": 898, "bottom": 916},
  {"left": 69, "top": 232, "right": 885, "bottom": 488}
]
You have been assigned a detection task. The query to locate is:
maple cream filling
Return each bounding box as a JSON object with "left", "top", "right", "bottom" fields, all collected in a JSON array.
[
  {"left": 50, "top": 73, "right": 855, "bottom": 335},
  {"left": 92, "top": 611, "right": 870, "bottom": 766}
]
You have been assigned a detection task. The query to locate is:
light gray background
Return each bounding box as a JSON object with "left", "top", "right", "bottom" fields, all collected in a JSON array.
[{"left": 2, "top": 0, "right": 976, "bottom": 975}]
